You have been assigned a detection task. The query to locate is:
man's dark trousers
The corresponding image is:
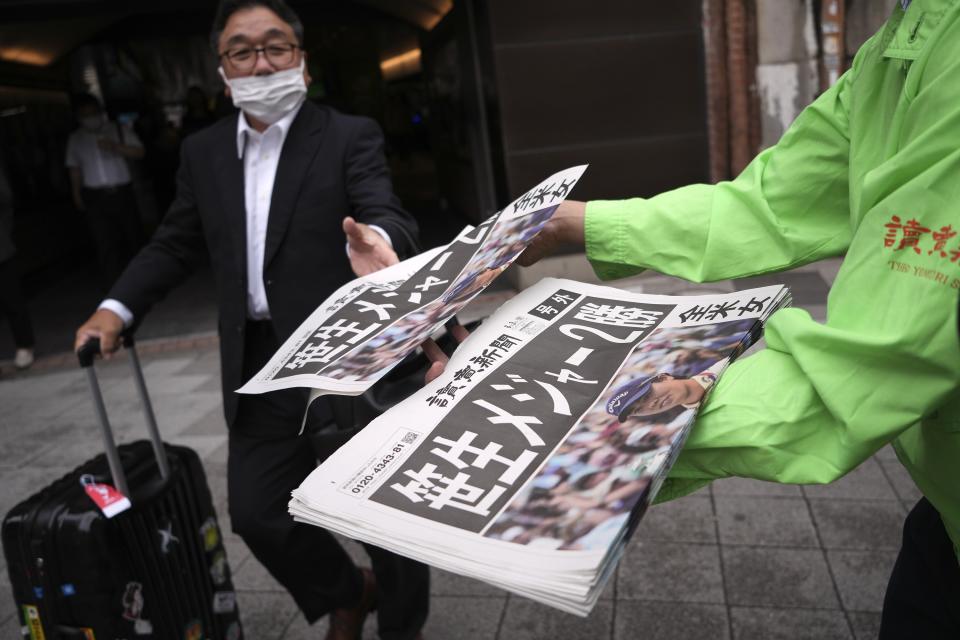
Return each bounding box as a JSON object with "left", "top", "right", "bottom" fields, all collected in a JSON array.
[
  {"left": 228, "top": 320, "right": 429, "bottom": 638},
  {"left": 879, "top": 497, "right": 960, "bottom": 639},
  {"left": 82, "top": 184, "right": 143, "bottom": 286},
  {"left": 0, "top": 257, "right": 34, "bottom": 349}
]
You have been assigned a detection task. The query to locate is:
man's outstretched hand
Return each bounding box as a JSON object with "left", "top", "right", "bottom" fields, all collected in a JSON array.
[
  {"left": 420, "top": 201, "right": 587, "bottom": 383},
  {"left": 515, "top": 200, "right": 587, "bottom": 267},
  {"left": 422, "top": 323, "right": 472, "bottom": 384},
  {"left": 344, "top": 216, "right": 399, "bottom": 277}
]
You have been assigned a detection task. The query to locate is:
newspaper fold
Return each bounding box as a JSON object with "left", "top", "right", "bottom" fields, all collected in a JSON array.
[
  {"left": 289, "top": 277, "right": 791, "bottom": 615},
  {"left": 237, "top": 165, "right": 588, "bottom": 399}
]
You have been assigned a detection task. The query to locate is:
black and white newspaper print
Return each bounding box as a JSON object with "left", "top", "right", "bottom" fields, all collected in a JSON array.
[
  {"left": 290, "top": 278, "right": 789, "bottom": 569},
  {"left": 237, "top": 165, "right": 588, "bottom": 398}
]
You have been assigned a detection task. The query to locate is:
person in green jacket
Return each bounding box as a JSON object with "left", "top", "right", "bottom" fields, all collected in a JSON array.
[{"left": 483, "top": 0, "right": 960, "bottom": 635}]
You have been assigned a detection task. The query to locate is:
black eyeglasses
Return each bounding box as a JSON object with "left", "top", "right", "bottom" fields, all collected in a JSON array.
[{"left": 220, "top": 42, "right": 300, "bottom": 73}]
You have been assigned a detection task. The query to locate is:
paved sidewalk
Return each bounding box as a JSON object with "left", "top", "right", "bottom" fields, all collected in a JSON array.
[{"left": 0, "top": 258, "right": 916, "bottom": 639}]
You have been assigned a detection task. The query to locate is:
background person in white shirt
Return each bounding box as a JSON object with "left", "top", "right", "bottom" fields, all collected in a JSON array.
[
  {"left": 0, "top": 154, "right": 35, "bottom": 370},
  {"left": 66, "top": 93, "right": 145, "bottom": 286}
]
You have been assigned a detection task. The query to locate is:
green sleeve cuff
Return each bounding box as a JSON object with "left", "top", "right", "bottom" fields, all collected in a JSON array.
[
  {"left": 584, "top": 199, "right": 646, "bottom": 281},
  {"left": 652, "top": 478, "right": 712, "bottom": 504}
]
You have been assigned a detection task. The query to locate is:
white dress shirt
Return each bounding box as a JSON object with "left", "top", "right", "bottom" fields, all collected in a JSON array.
[
  {"left": 100, "top": 102, "right": 392, "bottom": 327},
  {"left": 238, "top": 99, "right": 303, "bottom": 318},
  {"left": 65, "top": 122, "right": 142, "bottom": 188}
]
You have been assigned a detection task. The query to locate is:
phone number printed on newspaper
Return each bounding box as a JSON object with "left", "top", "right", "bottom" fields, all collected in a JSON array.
[{"left": 343, "top": 431, "right": 420, "bottom": 497}]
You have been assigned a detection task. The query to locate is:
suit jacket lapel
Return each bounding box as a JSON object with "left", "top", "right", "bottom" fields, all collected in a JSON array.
[
  {"left": 214, "top": 113, "right": 248, "bottom": 282},
  {"left": 263, "top": 102, "right": 327, "bottom": 269}
]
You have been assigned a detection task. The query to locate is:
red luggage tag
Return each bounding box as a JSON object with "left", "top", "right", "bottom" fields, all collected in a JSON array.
[{"left": 80, "top": 474, "right": 131, "bottom": 518}]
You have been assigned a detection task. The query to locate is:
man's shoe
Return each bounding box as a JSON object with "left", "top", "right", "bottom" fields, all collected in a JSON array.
[
  {"left": 14, "top": 348, "right": 34, "bottom": 370},
  {"left": 325, "top": 568, "right": 376, "bottom": 640}
]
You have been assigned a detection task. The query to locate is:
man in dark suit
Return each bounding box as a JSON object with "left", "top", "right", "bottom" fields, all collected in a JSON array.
[{"left": 74, "top": 2, "right": 428, "bottom": 638}]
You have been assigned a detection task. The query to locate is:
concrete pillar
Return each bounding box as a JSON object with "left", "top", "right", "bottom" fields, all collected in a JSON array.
[
  {"left": 847, "top": 0, "right": 892, "bottom": 55},
  {"left": 754, "top": 0, "right": 819, "bottom": 148}
]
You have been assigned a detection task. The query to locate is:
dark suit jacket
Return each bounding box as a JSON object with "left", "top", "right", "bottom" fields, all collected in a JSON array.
[{"left": 109, "top": 101, "right": 419, "bottom": 426}]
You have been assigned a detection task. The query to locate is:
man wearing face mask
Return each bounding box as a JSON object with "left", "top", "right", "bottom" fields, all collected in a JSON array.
[
  {"left": 66, "top": 93, "right": 145, "bottom": 287},
  {"left": 73, "top": 1, "right": 426, "bottom": 638}
]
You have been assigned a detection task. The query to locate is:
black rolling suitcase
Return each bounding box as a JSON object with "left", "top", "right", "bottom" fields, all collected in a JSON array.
[{"left": 2, "top": 335, "right": 243, "bottom": 639}]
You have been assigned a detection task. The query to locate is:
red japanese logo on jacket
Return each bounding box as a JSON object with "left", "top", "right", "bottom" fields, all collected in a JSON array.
[{"left": 883, "top": 216, "right": 958, "bottom": 261}]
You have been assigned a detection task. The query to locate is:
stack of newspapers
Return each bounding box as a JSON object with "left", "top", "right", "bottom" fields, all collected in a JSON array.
[{"left": 241, "top": 168, "right": 791, "bottom": 615}]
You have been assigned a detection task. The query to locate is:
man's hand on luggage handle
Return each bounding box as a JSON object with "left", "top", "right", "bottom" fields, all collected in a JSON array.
[
  {"left": 344, "top": 216, "right": 399, "bottom": 277},
  {"left": 75, "top": 309, "right": 125, "bottom": 359}
]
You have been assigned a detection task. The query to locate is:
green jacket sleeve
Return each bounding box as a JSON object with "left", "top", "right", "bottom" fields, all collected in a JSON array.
[
  {"left": 585, "top": 30, "right": 960, "bottom": 503},
  {"left": 586, "top": 52, "right": 861, "bottom": 283}
]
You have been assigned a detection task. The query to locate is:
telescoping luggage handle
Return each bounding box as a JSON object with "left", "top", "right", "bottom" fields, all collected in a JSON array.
[{"left": 77, "top": 333, "right": 170, "bottom": 498}]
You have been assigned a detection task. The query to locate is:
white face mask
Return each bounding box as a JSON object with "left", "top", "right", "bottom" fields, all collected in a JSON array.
[{"left": 219, "top": 59, "right": 306, "bottom": 125}]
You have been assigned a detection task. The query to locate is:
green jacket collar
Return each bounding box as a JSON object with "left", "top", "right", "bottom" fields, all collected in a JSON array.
[{"left": 883, "top": 0, "right": 959, "bottom": 60}]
